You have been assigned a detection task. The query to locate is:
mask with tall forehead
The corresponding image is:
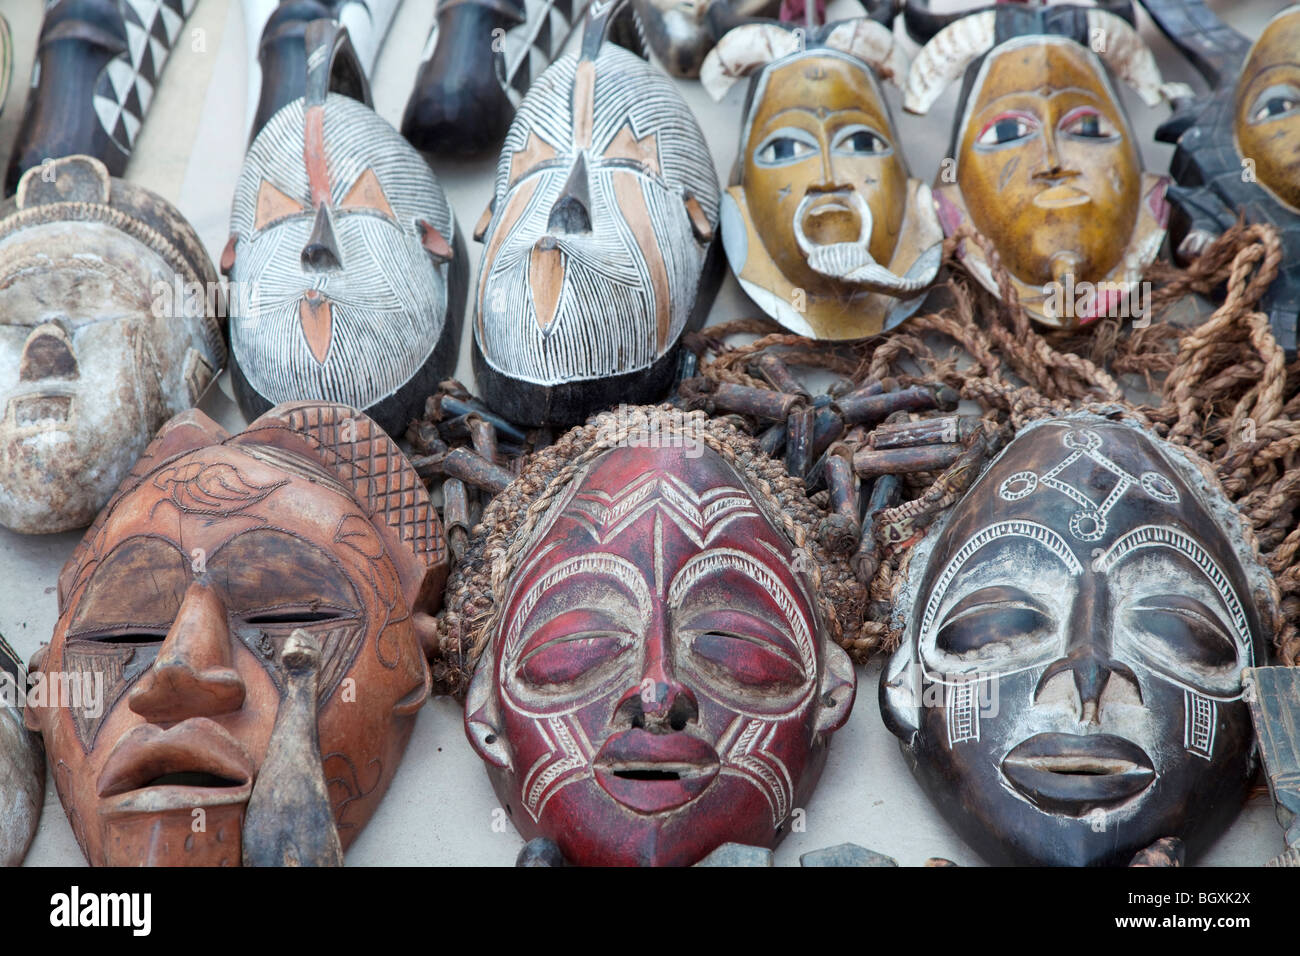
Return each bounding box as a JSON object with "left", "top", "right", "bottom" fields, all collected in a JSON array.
[
  {"left": 461, "top": 423, "right": 855, "bottom": 865},
  {"left": 25, "top": 403, "right": 446, "bottom": 866},
  {"left": 0, "top": 156, "right": 226, "bottom": 533},
  {"left": 881, "top": 415, "right": 1275, "bottom": 865},
  {"left": 702, "top": 20, "right": 943, "bottom": 339},
  {"left": 227, "top": 22, "right": 465, "bottom": 438},
  {"left": 904, "top": 7, "right": 1171, "bottom": 327},
  {"left": 472, "top": 15, "right": 722, "bottom": 428}
]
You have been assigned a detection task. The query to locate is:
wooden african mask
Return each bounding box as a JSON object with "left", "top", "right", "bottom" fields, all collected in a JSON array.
[
  {"left": 5, "top": 0, "right": 196, "bottom": 196},
  {"left": 464, "top": 437, "right": 856, "bottom": 866},
  {"left": 402, "top": 0, "right": 589, "bottom": 157},
  {"left": 903, "top": 5, "right": 1172, "bottom": 328},
  {"left": 0, "top": 635, "right": 44, "bottom": 866},
  {"left": 881, "top": 415, "right": 1275, "bottom": 866},
  {"left": 0, "top": 156, "right": 226, "bottom": 534},
  {"left": 226, "top": 19, "right": 466, "bottom": 439},
  {"left": 23, "top": 402, "right": 445, "bottom": 867},
  {"left": 702, "top": 20, "right": 944, "bottom": 339},
  {"left": 472, "top": 1, "right": 723, "bottom": 427},
  {"left": 1140, "top": 0, "right": 1300, "bottom": 354}
]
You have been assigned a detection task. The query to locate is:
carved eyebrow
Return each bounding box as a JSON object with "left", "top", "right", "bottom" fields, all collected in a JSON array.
[
  {"left": 920, "top": 521, "right": 1080, "bottom": 644},
  {"left": 503, "top": 552, "right": 652, "bottom": 660},
  {"left": 1094, "top": 526, "right": 1252, "bottom": 658},
  {"left": 938, "top": 585, "right": 1053, "bottom": 630},
  {"left": 668, "top": 547, "right": 816, "bottom": 673}
]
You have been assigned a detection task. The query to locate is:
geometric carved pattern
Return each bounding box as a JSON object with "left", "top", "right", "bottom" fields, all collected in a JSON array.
[
  {"left": 279, "top": 404, "right": 445, "bottom": 571},
  {"left": 997, "top": 428, "right": 1181, "bottom": 542},
  {"left": 92, "top": 0, "right": 196, "bottom": 152},
  {"left": 1184, "top": 688, "right": 1216, "bottom": 760},
  {"left": 947, "top": 679, "right": 980, "bottom": 746}
]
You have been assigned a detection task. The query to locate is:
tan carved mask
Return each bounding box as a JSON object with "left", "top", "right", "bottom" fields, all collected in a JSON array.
[{"left": 25, "top": 403, "right": 445, "bottom": 866}]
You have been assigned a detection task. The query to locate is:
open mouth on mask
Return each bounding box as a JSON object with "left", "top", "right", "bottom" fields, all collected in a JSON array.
[
  {"left": 98, "top": 718, "right": 255, "bottom": 811},
  {"left": 1001, "top": 732, "right": 1155, "bottom": 815},
  {"left": 8, "top": 393, "right": 73, "bottom": 427},
  {"left": 798, "top": 191, "right": 866, "bottom": 247},
  {"left": 593, "top": 729, "right": 720, "bottom": 814}
]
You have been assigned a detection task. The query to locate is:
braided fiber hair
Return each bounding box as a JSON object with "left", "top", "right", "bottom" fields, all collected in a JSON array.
[
  {"left": 431, "top": 405, "right": 870, "bottom": 697},
  {"left": 686, "top": 220, "right": 1299, "bottom": 664}
]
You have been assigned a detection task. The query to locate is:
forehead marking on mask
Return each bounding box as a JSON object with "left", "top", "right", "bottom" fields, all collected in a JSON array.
[
  {"left": 563, "top": 469, "right": 762, "bottom": 546},
  {"left": 573, "top": 60, "right": 596, "bottom": 150},
  {"left": 996, "top": 427, "right": 1180, "bottom": 542},
  {"left": 304, "top": 106, "right": 331, "bottom": 208}
]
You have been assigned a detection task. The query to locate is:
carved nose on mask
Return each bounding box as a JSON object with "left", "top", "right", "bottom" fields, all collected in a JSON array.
[
  {"left": 613, "top": 680, "right": 700, "bottom": 733},
  {"left": 1034, "top": 648, "right": 1143, "bottom": 721},
  {"left": 129, "top": 581, "right": 246, "bottom": 723},
  {"left": 546, "top": 152, "right": 592, "bottom": 235},
  {"left": 301, "top": 203, "right": 342, "bottom": 272},
  {"left": 19, "top": 322, "right": 78, "bottom": 381}
]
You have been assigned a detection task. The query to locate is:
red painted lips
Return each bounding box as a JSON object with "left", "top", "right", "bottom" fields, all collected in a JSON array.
[{"left": 593, "top": 729, "right": 720, "bottom": 814}]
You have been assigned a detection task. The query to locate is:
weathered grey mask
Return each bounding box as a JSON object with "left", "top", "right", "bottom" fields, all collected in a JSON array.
[
  {"left": 0, "top": 155, "right": 225, "bottom": 533},
  {"left": 882, "top": 414, "right": 1276, "bottom": 865}
]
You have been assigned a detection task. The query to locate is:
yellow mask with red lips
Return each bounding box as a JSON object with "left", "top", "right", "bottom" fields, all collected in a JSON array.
[{"left": 930, "top": 36, "right": 1170, "bottom": 328}]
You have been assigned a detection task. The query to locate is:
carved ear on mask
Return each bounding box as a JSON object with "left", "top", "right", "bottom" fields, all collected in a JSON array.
[
  {"left": 465, "top": 661, "right": 511, "bottom": 771},
  {"left": 880, "top": 641, "right": 922, "bottom": 743},
  {"left": 233, "top": 403, "right": 449, "bottom": 614},
  {"left": 57, "top": 410, "right": 231, "bottom": 614},
  {"left": 814, "top": 641, "right": 857, "bottom": 736}
]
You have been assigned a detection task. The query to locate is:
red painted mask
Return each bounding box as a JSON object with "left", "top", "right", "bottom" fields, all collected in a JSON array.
[{"left": 465, "top": 442, "right": 855, "bottom": 865}]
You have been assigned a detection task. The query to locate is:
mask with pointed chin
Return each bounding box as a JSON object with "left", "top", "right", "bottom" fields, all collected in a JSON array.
[
  {"left": 472, "top": 43, "right": 721, "bottom": 427},
  {"left": 463, "top": 426, "right": 855, "bottom": 866},
  {"left": 902, "top": 6, "right": 1172, "bottom": 329},
  {"left": 25, "top": 403, "right": 446, "bottom": 866},
  {"left": 226, "top": 92, "right": 465, "bottom": 437},
  {"left": 881, "top": 415, "right": 1275, "bottom": 866}
]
